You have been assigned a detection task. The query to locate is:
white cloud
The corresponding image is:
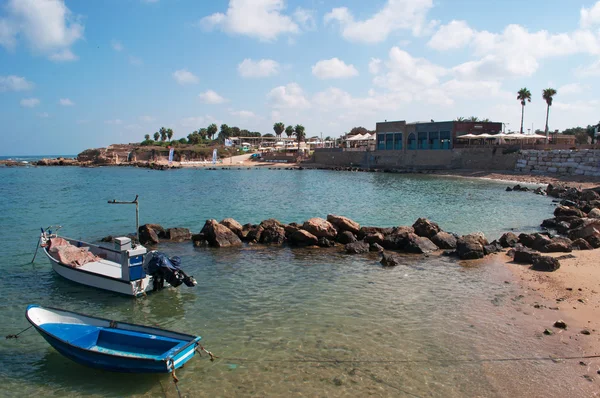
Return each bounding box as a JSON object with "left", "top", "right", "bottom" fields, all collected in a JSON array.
[
  {"left": 37, "top": 112, "right": 49, "bottom": 118},
  {"left": 179, "top": 115, "right": 220, "bottom": 128},
  {"left": 173, "top": 69, "right": 199, "bottom": 85},
  {"left": 59, "top": 98, "right": 74, "bottom": 106},
  {"left": 129, "top": 56, "right": 143, "bottom": 66},
  {"left": 554, "top": 99, "right": 600, "bottom": 112},
  {"left": 427, "top": 20, "right": 474, "bottom": 50},
  {"left": 581, "top": 1, "right": 600, "bottom": 28},
  {"left": 231, "top": 110, "right": 256, "bottom": 118},
  {"left": 324, "top": 0, "right": 434, "bottom": 44},
  {"left": 576, "top": 59, "right": 600, "bottom": 77},
  {"left": 368, "top": 58, "right": 382, "bottom": 74},
  {"left": 294, "top": 7, "right": 316, "bottom": 30},
  {"left": 111, "top": 40, "right": 123, "bottom": 52},
  {"left": 312, "top": 58, "right": 359, "bottom": 79},
  {"left": 0, "top": 75, "right": 34, "bottom": 91},
  {"left": 557, "top": 83, "right": 584, "bottom": 95},
  {"left": 48, "top": 48, "right": 78, "bottom": 62},
  {"left": 139, "top": 115, "right": 156, "bottom": 123},
  {"left": 200, "top": 0, "right": 299, "bottom": 41},
  {"left": 238, "top": 58, "right": 280, "bottom": 78},
  {"left": 2, "top": 0, "right": 83, "bottom": 59},
  {"left": 20, "top": 98, "right": 40, "bottom": 107},
  {"left": 267, "top": 83, "right": 310, "bottom": 109},
  {"left": 374, "top": 47, "right": 447, "bottom": 88},
  {"left": 104, "top": 119, "right": 123, "bottom": 125},
  {"left": 199, "top": 90, "right": 226, "bottom": 104}
]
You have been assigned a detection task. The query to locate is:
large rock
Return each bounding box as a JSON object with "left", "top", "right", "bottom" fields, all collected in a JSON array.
[
  {"left": 284, "top": 223, "right": 300, "bottom": 238},
  {"left": 518, "top": 233, "right": 536, "bottom": 248},
  {"left": 405, "top": 233, "right": 438, "bottom": 254},
  {"left": 259, "top": 225, "right": 286, "bottom": 245},
  {"left": 587, "top": 208, "right": 600, "bottom": 219},
  {"left": 568, "top": 220, "right": 600, "bottom": 240},
  {"left": 513, "top": 247, "right": 539, "bottom": 264},
  {"left": 200, "top": 219, "right": 242, "bottom": 248},
  {"left": 544, "top": 237, "right": 572, "bottom": 253},
  {"left": 412, "top": 218, "right": 441, "bottom": 239},
  {"left": 139, "top": 224, "right": 161, "bottom": 245},
  {"left": 456, "top": 234, "right": 486, "bottom": 260},
  {"left": 260, "top": 218, "right": 284, "bottom": 229},
  {"left": 499, "top": 232, "right": 519, "bottom": 248},
  {"left": 288, "top": 229, "right": 318, "bottom": 246},
  {"left": 166, "top": 227, "right": 191, "bottom": 242},
  {"left": 380, "top": 252, "right": 403, "bottom": 267},
  {"left": 337, "top": 231, "right": 357, "bottom": 244},
  {"left": 586, "top": 232, "right": 600, "bottom": 248},
  {"left": 302, "top": 218, "right": 338, "bottom": 239},
  {"left": 546, "top": 183, "right": 567, "bottom": 198},
  {"left": 581, "top": 190, "right": 600, "bottom": 202},
  {"left": 382, "top": 231, "right": 410, "bottom": 250},
  {"left": 572, "top": 238, "right": 593, "bottom": 250},
  {"left": 191, "top": 233, "right": 209, "bottom": 247},
  {"left": 317, "top": 237, "right": 335, "bottom": 248},
  {"left": 345, "top": 241, "right": 370, "bottom": 254},
  {"left": 554, "top": 205, "right": 585, "bottom": 218},
  {"left": 531, "top": 256, "right": 561, "bottom": 272},
  {"left": 431, "top": 231, "right": 457, "bottom": 249},
  {"left": 220, "top": 218, "right": 243, "bottom": 238},
  {"left": 541, "top": 218, "right": 557, "bottom": 229},
  {"left": 364, "top": 233, "right": 385, "bottom": 245},
  {"left": 326, "top": 215, "right": 360, "bottom": 234},
  {"left": 531, "top": 234, "right": 552, "bottom": 252},
  {"left": 357, "top": 226, "right": 394, "bottom": 240}
]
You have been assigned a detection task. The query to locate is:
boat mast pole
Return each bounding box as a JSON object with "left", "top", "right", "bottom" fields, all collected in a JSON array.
[{"left": 108, "top": 195, "right": 139, "bottom": 243}]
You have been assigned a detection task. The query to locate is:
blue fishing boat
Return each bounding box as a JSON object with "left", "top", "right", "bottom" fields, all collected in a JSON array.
[{"left": 26, "top": 305, "right": 202, "bottom": 373}]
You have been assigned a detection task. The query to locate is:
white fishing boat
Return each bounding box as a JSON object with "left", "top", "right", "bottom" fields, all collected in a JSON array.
[{"left": 38, "top": 196, "right": 196, "bottom": 296}]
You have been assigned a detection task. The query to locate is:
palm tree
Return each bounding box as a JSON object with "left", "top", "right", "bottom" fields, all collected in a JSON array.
[
  {"left": 517, "top": 88, "right": 532, "bottom": 134},
  {"left": 467, "top": 116, "right": 479, "bottom": 122},
  {"left": 159, "top": 127, "right": 167, "bottom": 141},
  {"left": 144, "top": 134, "right": 150, "bottom": 141},
  {"left": 285, "top": 125, "right": 294, "bottom": 138},
  {"left": 199, "top": 128, "right": 207, "bottom": 140},
  {"left": 273, "top": 122, "right": 285, "bottom": 138},
  {"left": 542, "top": 88, "right": 557, "bottom": 139},
  {"left": 455, "top": 117, "right": 466, "bottom": 122},
  {"left": 167, "top": 128, "right": 173, "bottom": 141},
  {"left": 294, "top": 125, "right": 306, "bottom": 152},
  {"left": 153, "top": 132, "right": 160, "bottom": 141},
  {"left": 207, "top": 123, "right": 218, "bottom": 140}
]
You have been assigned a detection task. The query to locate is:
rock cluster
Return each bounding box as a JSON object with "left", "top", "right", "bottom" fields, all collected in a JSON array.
[{"left": 135, "top": 215, "right": 499, "bottom": 265}]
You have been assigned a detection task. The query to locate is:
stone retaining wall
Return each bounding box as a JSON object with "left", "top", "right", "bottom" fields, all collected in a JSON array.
[{"left": 515, "top": 149, "right": 600, "bottom": 176}]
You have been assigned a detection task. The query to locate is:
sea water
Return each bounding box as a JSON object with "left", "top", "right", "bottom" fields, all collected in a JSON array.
[{"left": 0, "top": 167, "right": 588, "bottom": 397}]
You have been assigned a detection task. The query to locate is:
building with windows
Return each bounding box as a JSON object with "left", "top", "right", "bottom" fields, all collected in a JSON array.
[{"left": 376, "top": 120, "right": 502, "bottom": 152}]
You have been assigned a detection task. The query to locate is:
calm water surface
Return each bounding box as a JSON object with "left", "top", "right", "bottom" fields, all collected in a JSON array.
[{"left": 0, "top": 167, "right": 587, "bottom": 397}]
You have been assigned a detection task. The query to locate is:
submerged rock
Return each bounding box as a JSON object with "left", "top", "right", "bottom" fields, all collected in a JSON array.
[
  {"left": 344, "top": 241, "right": 370, "bottom": 254},
  {"left": 166, "top": 227, "right": 191, "bottom": 242},
  {"left": 317, "top": 237, "right": 335, "bottom": 248},
  {"left": 380, "top": 251, "right": 403, "bottom": 267}
]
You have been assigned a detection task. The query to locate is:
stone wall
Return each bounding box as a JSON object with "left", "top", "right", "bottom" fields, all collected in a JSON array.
[
  {"left": 313, "top": 148, "right": 519, "bottom": 171},
  {"left": 515, "top": 149, "right": 600, "bottom": 176}
]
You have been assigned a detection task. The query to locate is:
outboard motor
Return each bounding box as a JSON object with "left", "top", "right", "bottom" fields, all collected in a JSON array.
[{"left": 144, "top": 251, "right": 197, "bottom": 291}]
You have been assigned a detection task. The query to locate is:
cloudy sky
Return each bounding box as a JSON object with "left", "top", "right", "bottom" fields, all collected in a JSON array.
[{"left": 1, "top": 0, "right": 600, "bottom": 155}]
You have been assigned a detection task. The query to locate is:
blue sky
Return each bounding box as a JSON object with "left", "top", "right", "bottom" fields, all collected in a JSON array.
[{"left": 1, "top": 0, "right": 600, "bottom": 155}]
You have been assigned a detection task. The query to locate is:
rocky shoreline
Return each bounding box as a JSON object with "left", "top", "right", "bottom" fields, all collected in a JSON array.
[{"left": 117, "top": 183, "right": 599, "bottom": 271}]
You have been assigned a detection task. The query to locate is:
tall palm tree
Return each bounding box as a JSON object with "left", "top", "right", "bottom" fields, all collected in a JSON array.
[
  {"left": 467, "top": 116, "right": 479, "bottom": 122},
  {"left": 153, "top": 132, "right": 160, "bottom": 141},
  {"left": 159, "top": 127, "right": 167, "bottom": 141},
  {"left": 285, "top": 125, "right": 294, "bottom": 138},
  {"left": 294, "top": 125, "right": 306, "bottom": 152},
  {"left": 167, "top": 128, "right": 173, "bottom": 141},
  {"left": 273, "top": 122, "right": 285, "bottom": 138},
  {"left": 517, "top": 88, "right": 532, "bottom": 134},
  {"left": 207, "top": 123, "right": 218, "bottom": 140},
  {"left": 144, "top": 134, "right": 150, "bottom": 141},
  {"left": 542, "top": 88, "right": 557, "bottom": 139}
]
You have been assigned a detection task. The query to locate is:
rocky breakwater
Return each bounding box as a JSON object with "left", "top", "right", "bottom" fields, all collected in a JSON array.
[
  {"left": 501, "top": 183, "right": 600, "bottom": 272},
  {"left": 136, "top": 215, "right": 506, "bottom": 267}
]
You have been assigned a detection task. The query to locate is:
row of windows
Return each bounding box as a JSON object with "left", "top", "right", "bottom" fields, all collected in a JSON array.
[{"left": 377, "top": 132, "right": 452, "bottom": 150}]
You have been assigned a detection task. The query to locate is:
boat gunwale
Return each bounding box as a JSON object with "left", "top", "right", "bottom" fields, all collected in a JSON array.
[{"left": 26, "top": 305, "right": 201, "bottom": 365}]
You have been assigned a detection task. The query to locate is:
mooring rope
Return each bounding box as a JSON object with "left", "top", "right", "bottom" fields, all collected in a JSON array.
[{"left": 5, "top": 325, "right": 32, "bottom": 339}]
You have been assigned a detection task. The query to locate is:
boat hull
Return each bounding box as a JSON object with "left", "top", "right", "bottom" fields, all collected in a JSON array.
[
  {"left": 45, "top": 248, "right": 152, "bottom": 296},
  {"left": 26, "top": 305, "right": 201, "bottom": 373}
]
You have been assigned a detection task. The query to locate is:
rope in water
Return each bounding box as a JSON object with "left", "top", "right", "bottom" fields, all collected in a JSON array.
[
  {"left": 5, "top": 325, "right": 32, "bottom": 339},
  {"left": 214, "top": 353, "right": 600, "bottom": 365}
]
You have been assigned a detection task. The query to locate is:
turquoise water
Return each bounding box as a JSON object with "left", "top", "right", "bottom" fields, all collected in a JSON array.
[{"left": 0, "top": 167, "right": 589, "bottom": 397}]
